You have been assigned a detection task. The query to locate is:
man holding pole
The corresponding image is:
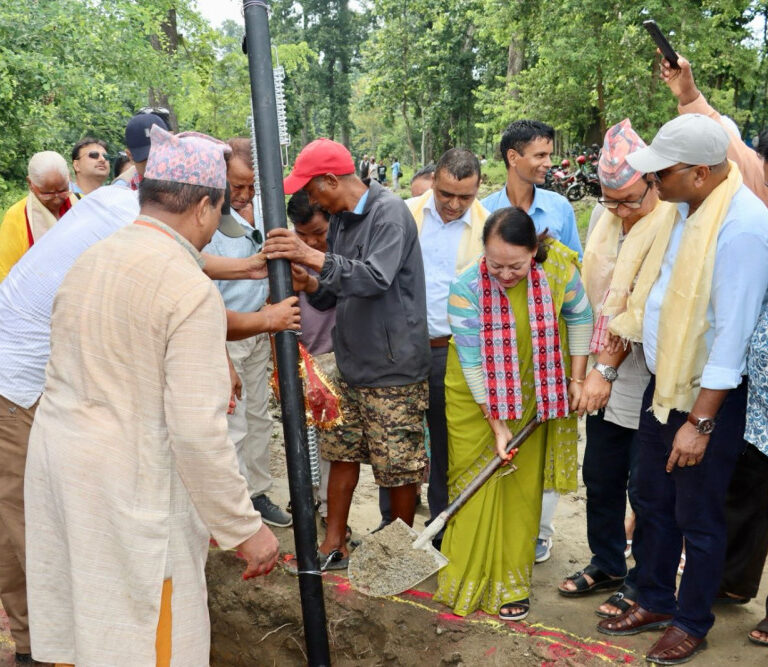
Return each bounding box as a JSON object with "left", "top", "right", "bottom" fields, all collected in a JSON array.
[
  {"left": 263, "top": 138, "right": 430, "bottom": 569},
  {"left": 24, "top": 126, "right": 279, "bottom": 666}
]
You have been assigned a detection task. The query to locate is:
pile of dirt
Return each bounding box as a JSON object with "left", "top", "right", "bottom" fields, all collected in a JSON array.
[
  {"left": 206, "top": 550, "right": 612, "bottom": 666},
  {"left": 347, "top": 519, "right": 446, "bottom": 597}
]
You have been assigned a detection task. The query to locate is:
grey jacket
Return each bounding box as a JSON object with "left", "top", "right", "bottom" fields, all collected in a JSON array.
[{"left": 308, "top": 180, "right": 430, "bottom": 387}]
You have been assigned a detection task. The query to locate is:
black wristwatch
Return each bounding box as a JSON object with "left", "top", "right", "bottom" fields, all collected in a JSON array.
[
  {"left": 687, "top": 413, "right": 715, "bottom": 435},
  {"left": 593, "top": 362, "right": 618, "bottom": 383}
]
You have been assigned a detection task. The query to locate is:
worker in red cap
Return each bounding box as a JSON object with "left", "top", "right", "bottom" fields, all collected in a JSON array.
[{"left": 264, "top": 138, "right": 430, "bottom": 570}]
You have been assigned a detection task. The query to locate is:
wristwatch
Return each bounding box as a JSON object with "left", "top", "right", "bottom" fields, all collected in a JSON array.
[
  {"left": 687, "top": 413, "right": 716, "bottom": 435},
  {"left": 593, "top": 363, "right": 618, "bottom": 383}
]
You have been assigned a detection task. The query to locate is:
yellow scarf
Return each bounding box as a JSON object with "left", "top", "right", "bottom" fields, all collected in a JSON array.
[
  {"left": 26, "top": 190, "right": 77, "bottom": 242},
  {"left": 610, "top": 161, "right": 744, "bottom": 422},
  {"left": 582, "top": 199, "right": 677, "bottom": 317},
  {"left": 407, "top": 189, "right": 489, "bottom": 271}
]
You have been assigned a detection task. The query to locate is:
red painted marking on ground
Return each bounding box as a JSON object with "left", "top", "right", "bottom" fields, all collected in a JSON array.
[
  {"left": 437, "top": 612, "right": 465, "bottom": 622},
  {"left": 335, "top": 580, "right": 352, "bottom": 593},
  {"left": 322, "top": 575, "right": 636, "bottom": 663},
  {"left": 484, "top": 646, "right": 497, "bottom": 656},
  {"left": 402, "top": 588, "right": 433, "bottom": 599}
]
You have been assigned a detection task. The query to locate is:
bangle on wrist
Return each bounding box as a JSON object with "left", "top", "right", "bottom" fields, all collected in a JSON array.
[{"left": 568, "top": 377, "right": 585, "bottom": 384}]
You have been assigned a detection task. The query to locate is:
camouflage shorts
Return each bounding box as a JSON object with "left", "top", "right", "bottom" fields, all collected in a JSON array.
[{"left": 319, "top": 379, "right": 428, "bottom": 487}]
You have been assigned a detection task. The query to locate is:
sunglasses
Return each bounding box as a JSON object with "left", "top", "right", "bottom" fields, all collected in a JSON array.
[
  {"left": 78, "top": 150, "right": 108, "bottom": 160},
  {"left": 598, "top": 182, "right": 652, "bottom": 210},
  {"left": 251, "top": 228, "right": 263, "bottom": 247}
]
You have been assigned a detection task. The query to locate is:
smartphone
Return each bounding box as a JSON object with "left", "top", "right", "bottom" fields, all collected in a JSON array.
[{"left": 643, "top": 20, "right": 680, "bottom": 69}]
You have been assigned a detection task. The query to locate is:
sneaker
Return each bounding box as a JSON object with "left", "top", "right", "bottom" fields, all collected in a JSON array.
[
  {"left": 534, "top": 537, "right": 552, "bottom": 563},
  {"left": 251, "top": 494, "right": 292, "bottom": 527}
]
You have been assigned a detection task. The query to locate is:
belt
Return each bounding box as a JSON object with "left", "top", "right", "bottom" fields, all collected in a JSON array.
[{"left": 430, "top": 335, "right": 451, "bottom": 348}]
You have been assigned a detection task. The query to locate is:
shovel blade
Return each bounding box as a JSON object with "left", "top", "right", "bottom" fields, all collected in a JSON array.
[{"left": 348, "top": 519, "right": 448, "bottom": 597}]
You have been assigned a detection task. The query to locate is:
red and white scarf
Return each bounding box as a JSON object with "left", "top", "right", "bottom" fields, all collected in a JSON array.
[{"left": 479, "top": 257, "right": 569, "bottom": 422}]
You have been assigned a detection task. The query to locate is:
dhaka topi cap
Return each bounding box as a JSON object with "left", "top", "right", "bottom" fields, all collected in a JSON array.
[
  {"left": 124, "top": 113, "right": 170, "bottom": 163},
  {"left": 145, "top": 126, "right": 230, "bottom": 190},
  {"left": 283, "top": 138, "right": 356, "bottom": 194},
  {"left": 626, "top": 114, "right": 729, "bottom": 174},
  {"left": 597, "top": 119, "right": 647, "bottom": 190}
]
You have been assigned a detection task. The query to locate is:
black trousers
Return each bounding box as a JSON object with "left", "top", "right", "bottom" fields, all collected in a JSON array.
[
  {"left": 719, "top": 442, "right": 768, "bottom": 600},
  {"left": 634, "top": 377, "right": 748, "bottom": 638},
  {"left": 380, "top": 346, "right": 449, "bottom": 522},
  {"left": 583, "top": 411, "right": 642, "bottom": 591}
]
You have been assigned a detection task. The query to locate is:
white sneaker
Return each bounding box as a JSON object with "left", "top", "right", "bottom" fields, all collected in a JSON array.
[{"left": 534, "top": 537, "right": 552, "bottom": 563}]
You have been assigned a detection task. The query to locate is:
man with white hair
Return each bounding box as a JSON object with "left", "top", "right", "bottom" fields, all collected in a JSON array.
[{"left": 0, "top": 151, "right": 77, "bottom": 281}]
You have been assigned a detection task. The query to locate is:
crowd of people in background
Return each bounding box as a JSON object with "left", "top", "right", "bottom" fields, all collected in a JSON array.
[{"left": 1, "top": 50, "right": 768, "bottom": 667}]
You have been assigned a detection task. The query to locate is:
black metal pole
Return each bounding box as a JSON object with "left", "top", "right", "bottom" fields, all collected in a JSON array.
[{"left": 242, "top": 2, "right": 331, "bottom": 665}]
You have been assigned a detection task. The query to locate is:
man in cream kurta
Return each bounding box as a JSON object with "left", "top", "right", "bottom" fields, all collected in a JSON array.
[{"left": 24, "top": 126, "right": 278, "bottom": 666}]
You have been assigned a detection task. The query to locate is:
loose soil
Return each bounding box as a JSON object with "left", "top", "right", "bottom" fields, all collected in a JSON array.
[{"left": 347, "top": 519, "right": 446, "bottom": 598}]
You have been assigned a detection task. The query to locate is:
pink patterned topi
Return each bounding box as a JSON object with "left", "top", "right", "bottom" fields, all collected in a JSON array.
[
  {"left": 597, "top": 119, "right": 647, "bottom": 190},
  {"left": 145, "top": 126, "right": 231, "bottom": 189}
]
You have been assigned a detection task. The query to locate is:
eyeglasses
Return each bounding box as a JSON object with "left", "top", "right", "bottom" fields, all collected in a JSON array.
[
  {"left": 598, "top": 182, "right": 652, "bottom": 210},
  {"left": 77, "top": 151, "right": 108, "bottom": 160},
  {"left": 650, "top": 164, "right": 696, "bottom": 182},
  {"left": 33, "top": 186, "right": 70, "bottom": 200}
]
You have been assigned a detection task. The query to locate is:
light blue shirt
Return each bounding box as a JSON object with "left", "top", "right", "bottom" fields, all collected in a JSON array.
[
  {"left": 418, "top": 194, "right": 471, "bottom": 337},
  {"left": 203, "top": 209, "right": 268, "bottom": 313},
  {"left": 353, "top": 189, "right": 369, "bottom": 214},
  {"left": 392, "top": 161, "right": 401, "bottom": 177},
  {"left": 643, "top": 184, "right": 768, "bottom": 390},
  {"left": 481, "top": 185, "right": 583, "bottom": 258}
]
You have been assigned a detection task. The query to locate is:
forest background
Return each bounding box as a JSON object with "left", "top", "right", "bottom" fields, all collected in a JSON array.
[{"left": 2, "top": 0, "right": 767, "bottom": 212}]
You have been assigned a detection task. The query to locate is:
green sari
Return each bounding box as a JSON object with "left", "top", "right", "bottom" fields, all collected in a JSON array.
[{"left": 433, "top": 243, "right": 579, "bottom": 617}]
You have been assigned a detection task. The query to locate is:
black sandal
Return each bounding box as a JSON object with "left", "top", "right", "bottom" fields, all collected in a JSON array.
[
  {"left": 558, "top": 563, "right": 624, "bottom": 597},
  {"left": 595, "top": 589, "right": 634, "bottom": 618},
  {"left": 499, "top": 598, "right": 530, "bottom": 621},
  {"left": 747, "top": 617, "right": 768, "bottom": 646}
]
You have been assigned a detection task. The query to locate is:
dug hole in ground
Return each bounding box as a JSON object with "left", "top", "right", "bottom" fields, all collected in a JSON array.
[{"left": 2, "top": 413, "right": 765, "bottom": 665}]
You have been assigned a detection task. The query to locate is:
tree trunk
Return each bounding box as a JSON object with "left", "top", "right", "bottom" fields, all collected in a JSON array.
[
  {"left": 595, "top": 62, "right": 606, "bottom": 137},
  {"left": 149, "top": 8, "right": 179, "bottom": 131},
  {"left": 506, "top": 36, "right": 524, "bottom": 99},
  {"left": 401, "top": 102, "right": 418, "bottom": 167}
]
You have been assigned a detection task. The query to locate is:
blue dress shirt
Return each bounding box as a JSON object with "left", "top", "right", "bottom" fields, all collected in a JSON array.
[
  {"left": 481, "top": 185, "right": 582, "bottom": 258},
  {"left": 643, "top": 185, "right": 768, "bottom": 390},
  {"left": 203, "top": 209, "right": 268, "bottom": 313}
]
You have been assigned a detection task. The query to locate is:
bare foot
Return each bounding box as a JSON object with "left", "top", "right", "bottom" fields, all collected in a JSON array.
[{"left": 750, "top": 628, "right": 768, "bottom": 643}]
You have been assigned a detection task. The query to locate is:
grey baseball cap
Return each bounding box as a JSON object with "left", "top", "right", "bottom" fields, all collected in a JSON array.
[
  {"left": 217, "top": 184, "right": 247, "bottom": 238},
  {"left": 626, "top": 114, "right": 729, "bottom": 174}
]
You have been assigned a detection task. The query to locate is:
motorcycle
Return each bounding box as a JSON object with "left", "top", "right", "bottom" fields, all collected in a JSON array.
[{"left": 565, "top": 159, "right": 601, "bottom": 201}]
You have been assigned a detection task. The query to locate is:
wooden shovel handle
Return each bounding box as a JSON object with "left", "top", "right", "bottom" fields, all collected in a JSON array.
[{"left": 442, "top": 417, "right": 540, "bottom": 523}]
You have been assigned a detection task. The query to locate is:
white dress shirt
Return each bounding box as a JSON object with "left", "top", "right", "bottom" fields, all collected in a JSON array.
[
  {"left": 418, "top": 194, "right": 472, "bottom": 338},
  {"left": 0, "top": 184, "right": 139, "bottom": 408}
]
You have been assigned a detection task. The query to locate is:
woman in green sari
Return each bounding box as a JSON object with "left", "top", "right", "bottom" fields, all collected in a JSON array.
[{"left": 433, "top": 207, "right": 591, "bottom": 621}]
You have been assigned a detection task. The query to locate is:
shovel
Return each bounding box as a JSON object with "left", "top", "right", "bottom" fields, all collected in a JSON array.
[{"left": 347, "top": 417, "right": 540, "bottom": 597}]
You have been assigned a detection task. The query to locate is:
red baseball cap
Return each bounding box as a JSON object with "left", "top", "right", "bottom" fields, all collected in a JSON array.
[{"left": 283, "top": 138, "right": 356, "bottom": 194}]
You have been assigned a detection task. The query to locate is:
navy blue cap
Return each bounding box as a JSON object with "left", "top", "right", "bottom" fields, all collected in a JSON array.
[{"left": 124, "top": 113, "right": 169, "bottom": 163}]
